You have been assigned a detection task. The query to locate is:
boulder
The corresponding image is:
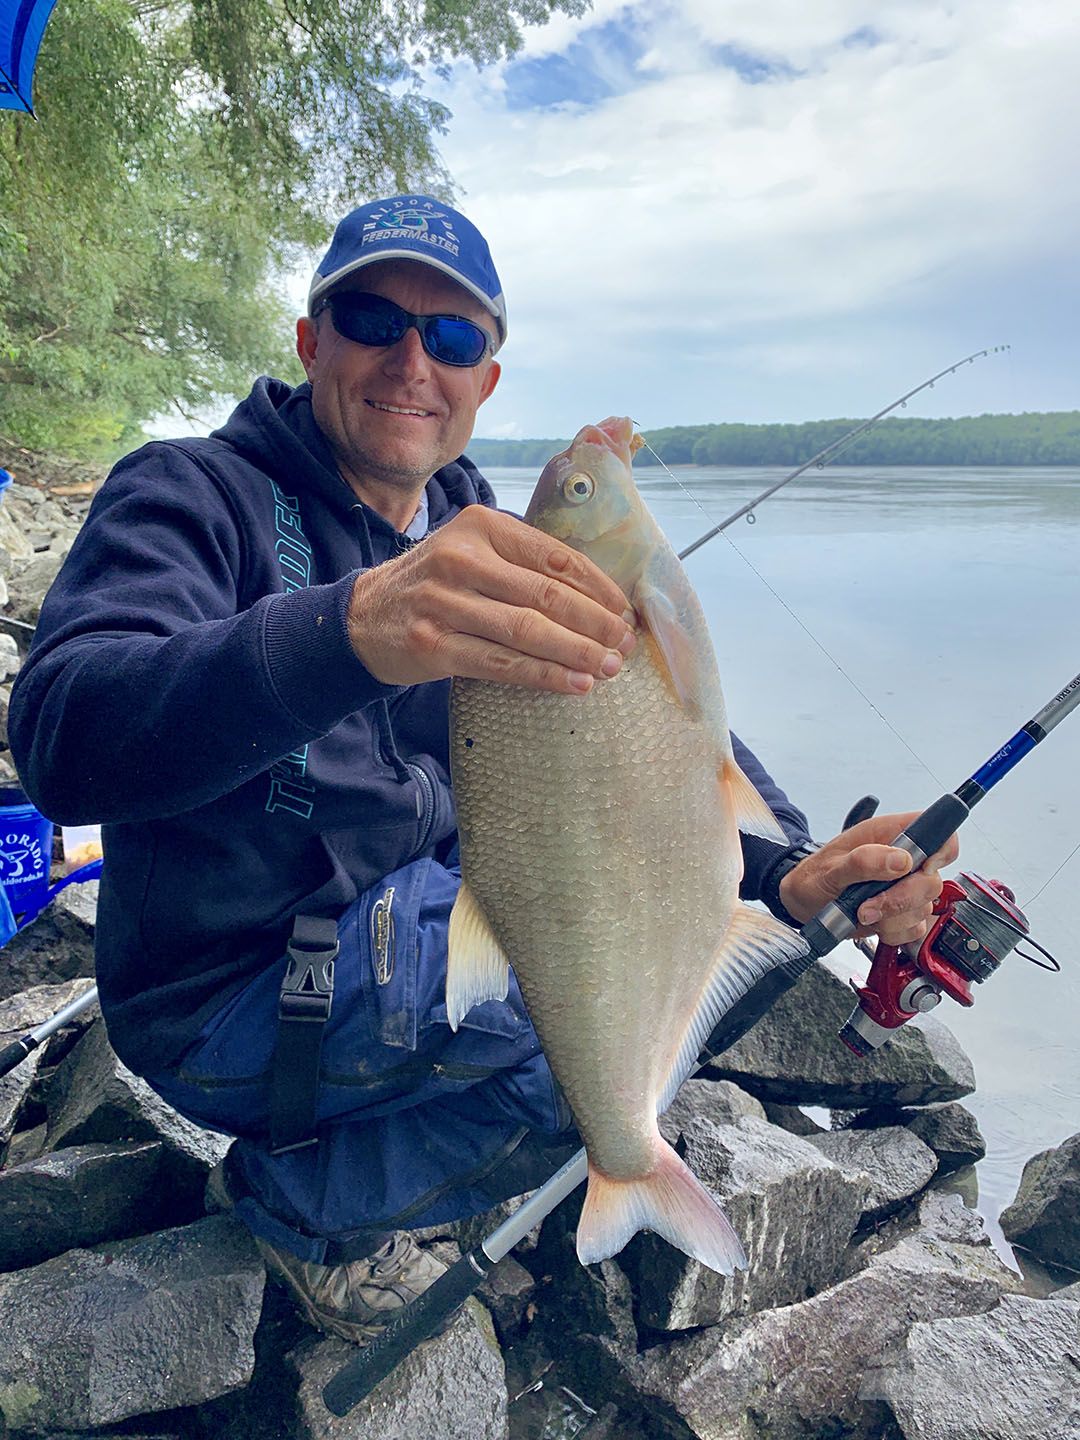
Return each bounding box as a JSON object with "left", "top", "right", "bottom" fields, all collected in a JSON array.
[
  {"left": 634, "top": 1232, "right": 1021, "bottom": 1440},
  {"left": 43, "top": 1019, "right": 231, "bottom": 1208},
  {"left": 289, "top": 1298, "right": 508, "bottom": 1439},
  {"left": 0, "top": 979, "right": 98, "bottom": 1156},
  {"left": 0, "top": 888, "right": 98, "bottom": 1001},
  {"left": 807, "top": 1126, "right": 939, "bottom": 1221},
  {"left": 903, "top": 1102, "right": 986, "bottom": 1173},
  {"left": 0, "top": 1214, "right": 264, "bottom": 1434},
  {"left": 622, "top": 1115, "right": 868, "bottom": 1331},
  {"left": 999, "top": 1131, "right": 1080, "bottom": 1271},
  {"left": 0, "top": 1140, "right": 170, "bottom": 1270},
  {"left": 710, "top": 961, "right": 976, "bottom": 1108},
  {"left": 658, "top": 1077, "right": 766, "bottom": 1145},
  {"left": 863, "top": 1292, "right": 1080, "bottom": 1439}
]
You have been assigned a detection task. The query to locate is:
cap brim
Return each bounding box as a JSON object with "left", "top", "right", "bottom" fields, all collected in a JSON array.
[{"left": 308, "top": 250, "right": 506, "bottom": 349}]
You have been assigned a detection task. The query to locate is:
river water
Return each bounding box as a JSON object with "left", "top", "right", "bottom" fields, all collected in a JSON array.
[{"left": 484, "top": 463, "right": 1080, "bottom": 1276}]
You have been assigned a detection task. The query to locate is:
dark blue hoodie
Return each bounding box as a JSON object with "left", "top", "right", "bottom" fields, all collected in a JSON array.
[{"left": 9, "top": 379, "right": 809, "bottom": 1074}]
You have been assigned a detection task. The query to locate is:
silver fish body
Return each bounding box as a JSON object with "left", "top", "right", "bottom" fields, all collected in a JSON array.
[{"left": 446, "top": 417, "right": 806, "bottom": 1270}]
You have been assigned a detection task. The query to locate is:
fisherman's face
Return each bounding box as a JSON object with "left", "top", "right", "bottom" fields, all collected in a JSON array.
[{"left": 297, "top": 260, "right": 501, "bottom": 520}]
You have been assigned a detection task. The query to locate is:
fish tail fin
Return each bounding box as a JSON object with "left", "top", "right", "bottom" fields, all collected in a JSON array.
[
  {"left": 722, "top": 756, "right": 789, "bottom": 843},
  {"left": 576, "top": 1142, "right": 747, "bottom": 1275}
]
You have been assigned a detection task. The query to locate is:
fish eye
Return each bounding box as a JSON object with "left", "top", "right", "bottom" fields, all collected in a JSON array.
[{"left": 562, "top": 472, "right": 595, "bottom": 504}]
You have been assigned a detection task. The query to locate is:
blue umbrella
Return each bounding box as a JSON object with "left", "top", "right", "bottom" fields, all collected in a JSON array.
[{"left": 0, "top": 0, "right": 58, "bottom": 115}]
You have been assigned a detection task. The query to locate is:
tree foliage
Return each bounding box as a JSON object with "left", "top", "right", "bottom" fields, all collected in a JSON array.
[
  {"left": 467, "top": 412, "right": 1080, "bottom": 469},
  {"left": 0, "top": 0, "right": 586, "bottom": 457}
]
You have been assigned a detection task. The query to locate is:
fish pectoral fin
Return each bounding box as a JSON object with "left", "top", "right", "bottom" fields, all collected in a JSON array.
[
  {"left": 576, "top": 1145, "right": 746, "bottom": 1274},
  {"left": 446, "top": 879, "right": 511, "bottom": 1031},
  {"left": 722, "top": 756, "right": 789, "bottom": 843},
  {"left": 635, "top": 579, "right": 704, "bottom": 718},
  {"left": 659, "top": 902, "right": 809, "bottom": 1114}
]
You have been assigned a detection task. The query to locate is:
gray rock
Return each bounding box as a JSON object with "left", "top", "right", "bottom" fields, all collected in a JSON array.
[
  {"left": 477, "top": 1254, "right": 537, "bottom": 1345},
  {"left": 0, "top": 1214, "right": 264, "bottom": 1434},
  {"left": 0, "top": 1140, "right": 169, "bottom": 1270},
  {"left": 289, "top": 1297, "right": 508, "bottom": 1439},
  {"left": 807, "top": 1126, "right": 939, "bottom": 1220},
  {"left": 710, "top": 961, "right": 976, "bottom": 1108},
  {"left": 0, "top": 630, "right": 18, "bottom": 678},
  {"left": 904, "top": 1102, "right": 985, "bottom": 1173},
  {"left": 1000, "top": 1132, "right": 1080, "bottom": 1271},
  {"left": 0, "top": 980, "right": 98, "bottom": 1155},
  {"left": 635, "top": 1232, "right": 1022, "bottom": 1440},
  {"left": 1056, "top": 1279, "right": 1080, "bottom": 1302},
  {"left": 0, "top": 888, "right": 98, "bottom": 1001},
  {"left": 4, "top": 551, "right": 66, "bottom": 624},
  {"left": 910, "top": 1190, "right": 992, "bottom": 1249},
  {"left": 623, "top": 1116, "right": 868, "bottom": 1331},
  {"left": 659, "top": 1077, "right": 766, "bottom": 1145},
  {"left": 42, "top": 1019, "right": 231, "bottom": 1222},
  {"left": 863, "top": 1293, "right": 1080, "bottom": 1439},
  {"left": 535, "top": 1247, "right": 642, "bottom": 1412},
  {"left": 762, "top": 1100, "right": 828, "bottom": 1135}
]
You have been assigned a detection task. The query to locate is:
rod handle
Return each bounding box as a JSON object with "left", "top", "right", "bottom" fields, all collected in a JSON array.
[
  {"left": 0, "top": 1037, "right": 34, "bottom": 1079},
  {"left": 802, "top": 792, "right": 971, "bottom": 957},
  {"left": 322, "top": 1247, "right": 494, "bottom": 1416}
]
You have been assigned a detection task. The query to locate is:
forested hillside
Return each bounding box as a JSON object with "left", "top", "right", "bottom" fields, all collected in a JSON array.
[{"left": 468, "top": 412, "right": 1080, "bottom": 468}]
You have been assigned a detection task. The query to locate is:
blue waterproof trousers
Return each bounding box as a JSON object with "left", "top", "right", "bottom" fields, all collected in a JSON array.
[{"left": 145, "top": 856, "right": 571, "bottom": 1263}]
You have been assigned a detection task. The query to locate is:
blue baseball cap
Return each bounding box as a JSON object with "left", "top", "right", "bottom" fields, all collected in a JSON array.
[{"left": 308, "top": 195, "right": 507, "bottom": 350}]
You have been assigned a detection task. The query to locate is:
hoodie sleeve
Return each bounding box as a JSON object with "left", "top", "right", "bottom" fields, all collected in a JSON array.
[
  {"left": 8, "top": 444, "right": 399, "bottom": 825},
  {"left": 730, "top": 731, "right": 816, "bottom": 906}
]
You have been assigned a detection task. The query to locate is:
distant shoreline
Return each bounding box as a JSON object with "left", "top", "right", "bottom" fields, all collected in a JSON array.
[{"left": 469, "top": 411, "right": 1080, "bottom": 469}]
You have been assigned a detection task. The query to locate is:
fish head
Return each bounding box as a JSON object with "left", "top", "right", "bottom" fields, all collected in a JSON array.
[{"left": 524, "top": 417, "right": 651, "bottom": 584}]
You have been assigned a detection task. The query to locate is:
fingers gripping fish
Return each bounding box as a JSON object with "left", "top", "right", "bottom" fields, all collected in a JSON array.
[{"left": 446, "top": 416, "right": 808, "bottom": 1272}]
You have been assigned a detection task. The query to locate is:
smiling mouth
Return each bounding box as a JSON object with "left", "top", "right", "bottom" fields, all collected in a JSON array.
[{"left": 367, "top": 400, "right": 435, "bottom": 418}]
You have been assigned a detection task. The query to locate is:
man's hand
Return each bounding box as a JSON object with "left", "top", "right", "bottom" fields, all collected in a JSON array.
[
  {"left": 346, "top": 507, "right": 637, "bottom": 693},
  {"left": 778, "top": 812, "right": 961, "bottom": 946}
]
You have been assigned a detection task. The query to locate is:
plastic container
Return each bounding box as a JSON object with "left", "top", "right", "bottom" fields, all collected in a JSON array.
[
  {"left": 0, "top": 468, "right": 12, "bottom": 505},
  {"left": 0, "top": 784, "right": 54, "bottom": 922}
]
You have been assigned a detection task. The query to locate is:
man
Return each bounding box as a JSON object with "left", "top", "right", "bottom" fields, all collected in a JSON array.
[{"left": 8, "top": 195, "right": 954, "bottom": 1344}]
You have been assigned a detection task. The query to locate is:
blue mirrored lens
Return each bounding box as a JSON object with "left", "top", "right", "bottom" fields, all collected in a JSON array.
[{"left": 323, "top": 294, "right": 489, "bottom": 366}]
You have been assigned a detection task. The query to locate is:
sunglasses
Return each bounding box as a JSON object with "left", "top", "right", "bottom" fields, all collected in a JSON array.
[{"left": 316, "top": 291, "right": 493, "bottom": 367}]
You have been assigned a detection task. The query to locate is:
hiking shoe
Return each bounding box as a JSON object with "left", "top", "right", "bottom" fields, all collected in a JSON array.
[
  {"left": 256, "top": 1231, "right": 449, "bottom": 1344},
  {"left": 205, "top": 1154, "right": 449, "bottom": 1344}
]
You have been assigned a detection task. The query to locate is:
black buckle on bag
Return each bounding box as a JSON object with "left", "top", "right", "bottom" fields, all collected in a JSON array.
[
  {"left": 278, "top": 919, "right": 337, "bottom": 1024},
  {"left": 269, "top": 916, "right": 339, "bottom": 1156}
]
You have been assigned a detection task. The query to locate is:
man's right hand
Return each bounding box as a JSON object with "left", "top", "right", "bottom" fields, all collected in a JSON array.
[{"left": 346, "top": 507, "right": 637, "bottom": 694}]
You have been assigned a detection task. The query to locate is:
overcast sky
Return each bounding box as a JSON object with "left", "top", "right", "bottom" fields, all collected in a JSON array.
[{"left": 399, "top": 0, "right": 1080, "bottom": 440}]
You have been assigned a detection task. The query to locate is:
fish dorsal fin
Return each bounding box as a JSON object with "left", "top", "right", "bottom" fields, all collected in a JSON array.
[
  {"left": 658, "top": 902, "right": 808, "bottom": 1115},
  {"left": 722, "top": 756, "right": 790, "bottom": 843},
  {"left": 445, "top": 879, "right": 511, "bottom": 1031}
]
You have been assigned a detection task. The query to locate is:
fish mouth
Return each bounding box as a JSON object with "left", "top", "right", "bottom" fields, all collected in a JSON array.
[{"left": 572, "top": 416, "right": 637, "bottom": 463}]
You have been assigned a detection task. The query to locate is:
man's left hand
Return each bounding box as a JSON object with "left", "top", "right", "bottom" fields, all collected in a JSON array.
[{"left": 777, "top": 812, "right": 960, "bottom": 947}]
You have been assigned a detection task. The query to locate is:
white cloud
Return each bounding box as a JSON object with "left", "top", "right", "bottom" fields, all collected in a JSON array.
[{"left": 427, "top": 0, "right": 1080, "bottom": 436}]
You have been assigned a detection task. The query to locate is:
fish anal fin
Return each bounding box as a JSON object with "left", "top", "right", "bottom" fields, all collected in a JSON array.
[
  {"left": 446, "top": 879, "right": 510, "bottom": 1031},
  {"left": 723, "top": 756, "right": 789, "bottom": 843},
  {"left": 576, "top": 1145, "right": 746, "bottom": 1274},
  {"left": 659, "top": 902, "right": 809, "bottom": 1114}
]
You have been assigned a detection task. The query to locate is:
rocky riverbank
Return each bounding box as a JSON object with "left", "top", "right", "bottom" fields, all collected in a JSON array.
[{"left": 0, "top": 442, "right": 1077, "bottom": 1439}]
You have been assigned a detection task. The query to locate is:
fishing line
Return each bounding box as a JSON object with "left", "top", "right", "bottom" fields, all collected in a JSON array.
[
  {"left": 636, "top": 434, "right": 953, "bottom": 785},
  {"left": 634, "top": 434, "right": 1022, "bottom": 878}
]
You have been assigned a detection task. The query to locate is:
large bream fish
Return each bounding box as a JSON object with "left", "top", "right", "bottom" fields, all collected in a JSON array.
[{"left": 446, "top": 417, "right": 807, "bottom": 1272}]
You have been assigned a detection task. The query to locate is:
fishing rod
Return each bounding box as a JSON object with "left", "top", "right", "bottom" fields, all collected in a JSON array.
[
  {"left": 675, "top": 345, "right": 1010, "bottom": 562},
  {"left": 0, "top": 982, "right": 98, "bottom": 1078},
  {"left": 324, "top": 671, "right": 1078, "bottom": 1416}
]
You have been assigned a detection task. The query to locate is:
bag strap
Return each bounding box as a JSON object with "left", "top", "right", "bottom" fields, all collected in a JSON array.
[{"left": 268, "top": 915, "right": 338, "bottom": 1155}]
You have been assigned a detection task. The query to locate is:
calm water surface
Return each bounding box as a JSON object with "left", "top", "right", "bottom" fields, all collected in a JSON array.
[{"left": 486, "top": 464, "right": 1080, "bottom": 1273}]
